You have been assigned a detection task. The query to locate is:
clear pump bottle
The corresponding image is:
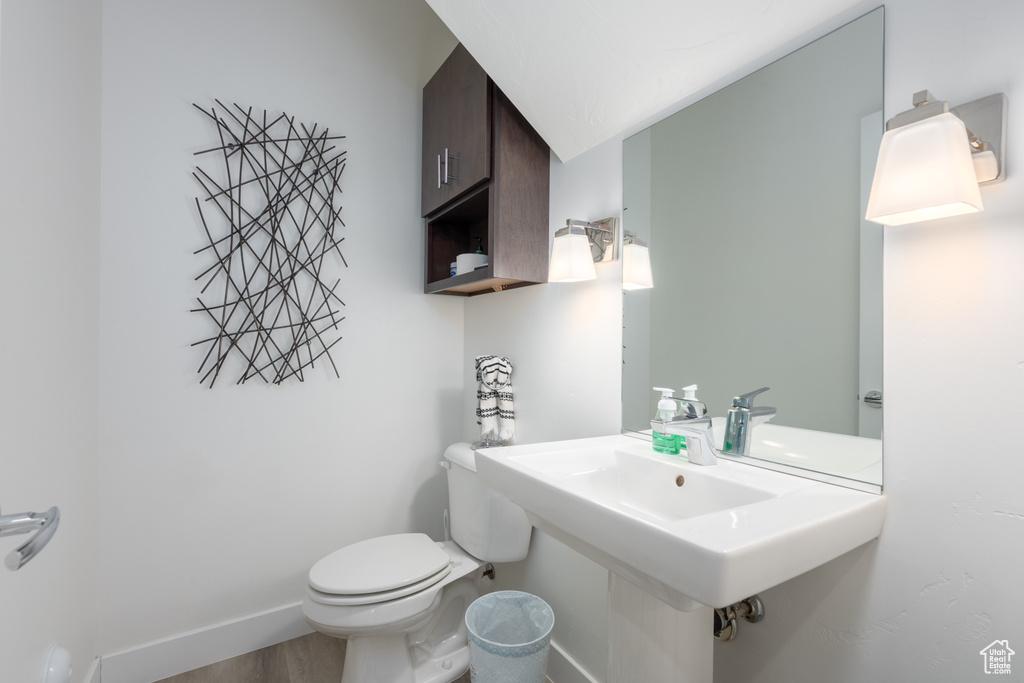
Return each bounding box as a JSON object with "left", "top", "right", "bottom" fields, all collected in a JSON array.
[{"left": 652, "top": 387, "right": 680, "bottom": 454}]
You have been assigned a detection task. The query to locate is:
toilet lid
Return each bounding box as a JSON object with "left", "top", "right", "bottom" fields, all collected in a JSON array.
[{"left": 308, "top": 533, "right": 451, "bottom": 596}]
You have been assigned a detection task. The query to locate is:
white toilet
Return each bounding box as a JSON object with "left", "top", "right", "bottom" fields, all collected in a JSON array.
[{"left": 303, "top": 443, "right": 532, "bottom": 683}]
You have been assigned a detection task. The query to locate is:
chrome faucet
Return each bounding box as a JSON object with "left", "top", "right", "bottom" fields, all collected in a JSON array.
[
  {"left": 650, "top": 392, "right": 718, "bottom": 466},
  {"left": 722, "top": 387, "right": 776, "bottom": 456}
]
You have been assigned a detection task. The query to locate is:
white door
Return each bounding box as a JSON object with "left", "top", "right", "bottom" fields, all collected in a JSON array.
[{"left": 0, "top": 2, "right": 100, "bottom": 681}]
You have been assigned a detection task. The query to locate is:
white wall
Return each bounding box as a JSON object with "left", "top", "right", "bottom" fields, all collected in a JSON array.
[
  {"left": 466, "top": 0, "right": 1024, "bottom": 681},
  {"left": 97, "top": 0, "right": 461, "bottom": 655},
  {"left": 0, "top": 0, "right": 101, "bottom": 680}
]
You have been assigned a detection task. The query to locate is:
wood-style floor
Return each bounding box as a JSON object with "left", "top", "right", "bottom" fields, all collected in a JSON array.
[{"left": 154, "top": 632, "right": 472, "bottom": 683}]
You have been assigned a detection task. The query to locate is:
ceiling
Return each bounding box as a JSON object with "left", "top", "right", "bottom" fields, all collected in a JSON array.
[{"left": 424, "top": 0, "right": 871, "bottom": 161}]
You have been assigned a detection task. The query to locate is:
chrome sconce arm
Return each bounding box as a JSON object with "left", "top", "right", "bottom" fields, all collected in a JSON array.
[
  {"left": 885, "top": 90, "right": 1006, "bottom": 183},
  {"left": 0, "top": 505, "right": 60, "bottom": 570},
  {"left": 549, "top": 217, "right": 653, "bottom": 289},
  {"left": 559, "top": 218, "right": 619, "bottom": 263},
  {"left": 549, "top": 218, "right": 620, "bottom": 283}
]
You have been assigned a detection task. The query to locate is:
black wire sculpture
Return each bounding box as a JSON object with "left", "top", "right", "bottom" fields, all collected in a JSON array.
[{"left": 191, "top": 101, "right": 347, "bottom": 387}]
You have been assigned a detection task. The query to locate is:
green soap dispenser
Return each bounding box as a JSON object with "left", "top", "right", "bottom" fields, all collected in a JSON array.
[{"left": 652, "top": 387, "right": 680, "bottom": 454}]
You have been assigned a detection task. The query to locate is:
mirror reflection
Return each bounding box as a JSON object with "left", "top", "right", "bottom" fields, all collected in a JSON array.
[{"left": 622, "top": 8, "right": 884, "bottom": 489}]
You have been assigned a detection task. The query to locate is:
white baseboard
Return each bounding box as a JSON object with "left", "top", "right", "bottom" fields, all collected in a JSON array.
[
  {"left": 99, "top": 602, "right": 313, "bottom": 683},
  {"left": 547, "top": 638, "right": 601, "bottom": 683},
  {"left": 97, "top": 601, "right": 598, "bottom": 683}
]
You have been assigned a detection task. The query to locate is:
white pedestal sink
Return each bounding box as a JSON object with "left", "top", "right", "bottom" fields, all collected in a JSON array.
[{"left": 474, "top": 434, "right": 886, "bottom": 682}]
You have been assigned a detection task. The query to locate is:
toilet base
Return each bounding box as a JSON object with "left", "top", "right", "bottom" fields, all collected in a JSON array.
[
  {"left": 342, "top": 632, "right": 469, "bottom": 683},
  {"left": 333, "top": 574, "right": 479, "bottom": 683},
  {"left": 304, "top": 541, "right": 484, "bottom": 683}
]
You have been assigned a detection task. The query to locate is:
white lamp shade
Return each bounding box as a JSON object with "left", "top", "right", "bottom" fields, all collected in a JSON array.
[
  {"left": 549, "top": 232, "right": 597, "bottom": 282},
  {"left": 865, "top": 112, "right": 983, "bottom": 226},
  {"left": 622, "top": 242, "right": 653, "bottom": 290}
]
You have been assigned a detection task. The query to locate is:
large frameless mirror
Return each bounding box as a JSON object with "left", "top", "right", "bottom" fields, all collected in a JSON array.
[{"left": 622, "top": 7, "right": 884, "bottom": 490}]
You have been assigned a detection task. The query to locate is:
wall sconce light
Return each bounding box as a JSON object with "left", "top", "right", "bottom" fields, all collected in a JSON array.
[
  {"left": 622, "top": 231, "right": 653, "bottom": 290},
  {"left": 548, "top": 218, "right": 619, "bottom": 282},
  {"left": 865, "top": 90, "right": 1007, "bottom": 226}
]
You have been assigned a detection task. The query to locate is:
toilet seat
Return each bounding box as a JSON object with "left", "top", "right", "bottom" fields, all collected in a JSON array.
[
  {"left": 307, "top": 565, "right": 451, "bottom": 606},
  {"left": 307, "top": 533, "right": 452, "bottom": 606}
]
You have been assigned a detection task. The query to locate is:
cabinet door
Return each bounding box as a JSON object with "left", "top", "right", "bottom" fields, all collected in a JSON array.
[
  {"left": 445, "top": 44, "right": 490, "bottom": 201},
  {"left": 421, "top": 61, "right": 449, "bottom": 216},
  {"left": 421, "top": 44, "right": 491, "bottom": 217}
]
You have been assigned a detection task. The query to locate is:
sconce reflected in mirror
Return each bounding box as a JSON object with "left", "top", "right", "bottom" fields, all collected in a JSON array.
[
  {"left": 866, "top": 90, "right": 1007, "bottom": 226},
  {"left": 548, "top": 218, "right": 619, "bottom": 283},
  {"left": 622, "top": 231, "right": 653, "bottom": 290}
]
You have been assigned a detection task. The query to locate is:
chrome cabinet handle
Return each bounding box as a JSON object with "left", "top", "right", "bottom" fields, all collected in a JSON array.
[
  {"left": 0, "top": 505, "right": 60, "bottom": 570},
  {"left": 435, "top": 148, "right": 459, "bottom": 191},
  {"left": 863, "top": 390, "right": 882, "bottom": 408},
  {"left": 444, "top": 148, "right": 458, "bottom": 184},
  {"left": 435, "top": 149, "right": 459, "bottom": 191}
]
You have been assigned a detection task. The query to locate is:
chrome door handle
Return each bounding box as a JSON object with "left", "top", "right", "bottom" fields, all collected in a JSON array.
[
  {"left": 0, "top": 505, "right": 60, "bottom": 570},
  {"left": 863, "top": 390, "right": 882, "bottom": 408},
  {"left": 437, "top": 153, "right": 442, "bottom": 189}
]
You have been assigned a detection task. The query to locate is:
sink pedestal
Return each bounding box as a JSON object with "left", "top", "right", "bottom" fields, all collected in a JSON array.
[{"left": 608, "top": 574, "right": 713, "bottom": 682}]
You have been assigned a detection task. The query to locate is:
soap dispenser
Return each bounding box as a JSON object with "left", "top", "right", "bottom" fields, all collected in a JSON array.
[{"left": 652, "top": 387, "right": 680, "bottom": 454}]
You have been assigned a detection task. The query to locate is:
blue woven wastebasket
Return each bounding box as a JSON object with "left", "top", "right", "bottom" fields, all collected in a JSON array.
[{"left": 465, "top": 591, "right": 554, "bottom": 682}]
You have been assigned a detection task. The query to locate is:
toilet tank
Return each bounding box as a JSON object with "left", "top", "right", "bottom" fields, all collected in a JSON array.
[{"left": 444, "top": 443, "right": 532, "bottom": 562}]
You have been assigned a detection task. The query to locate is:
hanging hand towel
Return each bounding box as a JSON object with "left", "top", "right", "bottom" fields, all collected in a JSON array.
[{"left": 476, "top": 355, "right": 515, "bottom": 444}]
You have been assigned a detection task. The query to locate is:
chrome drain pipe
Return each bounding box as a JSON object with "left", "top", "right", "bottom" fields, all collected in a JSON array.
[{"left": 713, "top": 595, "right": 765, "bottom": 641}]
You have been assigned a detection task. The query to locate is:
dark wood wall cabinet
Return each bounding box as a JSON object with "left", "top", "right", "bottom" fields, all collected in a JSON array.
[{"left": 422, "top": 45, "right": 551, "bottom": 296}]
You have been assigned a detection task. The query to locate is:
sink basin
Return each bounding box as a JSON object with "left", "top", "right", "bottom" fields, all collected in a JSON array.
[
  {"left": 507, "top": 445, "right": 776, "bottom": 523},
  {"left": 475, "top": 434, "right": 886, "bottom": 610}
]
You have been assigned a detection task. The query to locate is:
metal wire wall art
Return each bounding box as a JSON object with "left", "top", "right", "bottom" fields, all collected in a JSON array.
[{"left": 191, "top": 101, "right": 347, "bottom": 387}]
